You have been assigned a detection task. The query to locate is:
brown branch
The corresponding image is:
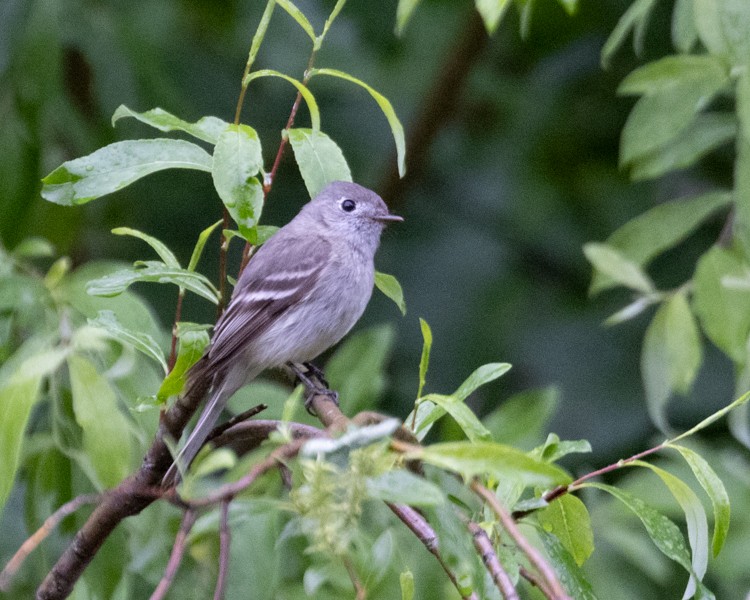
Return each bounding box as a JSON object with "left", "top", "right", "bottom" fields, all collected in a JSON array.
[
  {"left": 379, "top": 9, "right": 488, "bottom": 204},
  {"left": 343, "top": 556, "right": 366, "bottom": 600},
  {"left": 214, "top": 501, "right": 231, "bottom": 600},
  {"left": 387, "top": 503, "right": 478, "bottom": 600},
  {"left": 167, "top": 290, "right": 185, "bottom": 372},
  {"left": 471, "top": 482, "right": 570, "bottom": 600},
  {"left": 204, "top": 404, "right": 269, "bottom": 444},
  {"left": 467, "top": 521, "right": 520, "bottom": 600},
  {"left": 149, "top": 509, "right": 198, "bottom": 600},
  {"left": 0, "top": 494, "right": 100, "bottom": 591}
]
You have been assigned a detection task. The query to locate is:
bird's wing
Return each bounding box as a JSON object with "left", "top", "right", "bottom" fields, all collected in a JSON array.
[{"left": 203, "top": 235, "right": 332, "bottom": 372}]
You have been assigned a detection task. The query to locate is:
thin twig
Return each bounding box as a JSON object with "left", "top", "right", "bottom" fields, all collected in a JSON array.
[
  {"left": 0, "top": 494, "right": 100, "bottom": 591},
  {"left": 343, "top": 556, "right": 366, "bottom": 600},
  {"left": 204, "top": 404, "right": 269, "bottom": 443},
  {"left": 214, "top": 501, "right": 231, "bottom": 600},
  {"left": 167, "top": 290, "right": 185, "bottom": 371},
  {"left": 467, "top": 521, "right": 520, "bottom": 600},
  {"left": 519, "top": 566, "right": 555, "bottom": 600},
  {"left": 387, "top": 503, "right": 478, "bottom": 600},
  {"left": 149, "top": 509, "right": 198, "bottom": 600},
  {"left": 471, "top": 482, "right": 570, "bottom": 600}
]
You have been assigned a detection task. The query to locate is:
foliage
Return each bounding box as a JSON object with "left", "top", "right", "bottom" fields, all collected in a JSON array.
[{"left": 1, "top": 1, "right": 750, "bottom": 600}]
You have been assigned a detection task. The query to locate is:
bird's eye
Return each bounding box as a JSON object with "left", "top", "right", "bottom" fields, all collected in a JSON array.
[{"left": 341, "top": 199, "right": 356, "bottom": 212}]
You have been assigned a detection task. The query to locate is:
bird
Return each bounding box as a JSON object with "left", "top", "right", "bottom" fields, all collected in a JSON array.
[{"left": 164, "top": 181, "right": 402, "bottom": 483}]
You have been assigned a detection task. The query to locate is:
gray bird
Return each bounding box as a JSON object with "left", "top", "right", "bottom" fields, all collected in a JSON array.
[{"left": 164, "top": 181, "right": 402, "bottom": 483}]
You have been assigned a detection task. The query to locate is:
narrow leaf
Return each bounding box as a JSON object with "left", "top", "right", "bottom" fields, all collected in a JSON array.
[
  {"left": 88, "top": 310, "right": 167, "bottom": 373},
  {"left": 483, "top": 386, "right": 559, "bottom": 449},
  {"left": 68, "top": 354, "right": 133, "bottom": 488},
  {"left": 537, "top": 529, "right": 598, "bottom": 599},
  {"left": 86, "top": 262, "right": 220, "bottom": 304},
  {"left": 157, "top": 324, "right": 211, "bottom": 400},
  {"left": 418, "top": 393, "right": 492, "bottom": 442},
  {"left": 590, "top": 191, "right": 732, "bottom": 294},
  {"left": 537, "top": 494, "right": 594, "bottom": 566},
  {"left": 417, "top": 318, "right": 432, "bottom": 399},
  {"left": 111, "top": 227, "right": 180, "bottom": 268},
  {"left": 366, "top": 470, "right": 446, "bottom": 507},
  {"left": 41, "top": 139, "right": 213, "bottom": 205},
  {"left": 275, "top": 0, "right": 316, "bottom": 42},
  {"left": 641, "top": 291, "right": 703, "bottom": 432},
  {"left": 630, "top": 460, "right": 708, "bottom": 598},
  {"left": 669, "top": 391, "right": 750, "bottom": 444},
  {"left": 410, "top": 441, "right": 571, "bottom": 487},
  {"left": 672, "top": 0, "right": 697, "bottom": 52},
  {"left": 474, "top": 0, "right": 513, "bottom": 34},
  {"left": 581, "top": 482, "right": 694, "bottom": 577},
  {"left": 287, "top": 128, "right": 351, "bottom": 198},
  {"left": 212, "top": 124, "right": 265, "bottom": 237},
  {"left": 668, "top": 444, "right": 730, "bottom": 558},
  {"left": 111, "top": 105, "right": 228, "bottom": 144},
  {"left": 245, "top": 70, "right": 320, "bottom": 133},
  {"left": 188, "top": 219, "right": 223, "bottom": 272},
  {"left": 618, "top": 55, "right": 728, "bottom": 96},
  {"left": 584, "top": 243, "right": 654, "bottom": 294},
  {"left": 400, "top": 571, "right": 415, "bottom": 600},
  {"left": 453, "top": 362, "right": 512, "bottom": 402},
  {"left": 395, "top": 0, "right": 422, "bottom": 36},
  {"left": 374, "top": 271, "right": 406, "bottom": 316},
  {"left": 601, "top": 0, "right": 657, "bottom": 68},
  {"left": 309, "top": 68, "right": 406, "bottom": 177}
]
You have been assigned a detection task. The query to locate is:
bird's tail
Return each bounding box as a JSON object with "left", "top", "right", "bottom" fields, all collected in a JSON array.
[{"left": 162, "top": 384, "right": 230, "bottom": 486}]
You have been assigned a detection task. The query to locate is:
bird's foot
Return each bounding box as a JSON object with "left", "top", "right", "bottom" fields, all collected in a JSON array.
[{"left": 287, "top": 362, "right": 339, "bottom": 416}]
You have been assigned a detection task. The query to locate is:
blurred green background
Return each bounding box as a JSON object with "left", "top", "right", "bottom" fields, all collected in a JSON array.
[{"left": 2, "top": 0, "right": 748, "bottom": 597}]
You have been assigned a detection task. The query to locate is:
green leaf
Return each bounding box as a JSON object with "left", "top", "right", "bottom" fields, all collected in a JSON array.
[
  {"left": 630, "top": 113, "right": 736, "bottom": 181},
  {"left": 88, "top": 310, "right": 167, "bottom": 373},
  {"left": 694, "top": 0, "right": 750, "bottom": 65},
  {"left": 366, "top": 470, "right": 446, "bottom": 507},
  {"left": 111, "top": 226, "right": 180, "bottom": 268},
  {"left": 400, "top": 570, "right": 415, "bottom": 600},
  {"left": 418, "top": 393, "right": 492, "bottom": 442},
  {"left": 326, "top": 324, "right": 395, "bottom": 414},
  {"left": 669, "top": 391, "right": 750, "bottom": 444},
  {"left": 410, "top": 441, "right": 571, "bottom": 487},
  {"left": 309, "top": 68, "right": 406, "bottom": 177},
  {"left": 68, "top": 354, "right": 133, "bottom": 488},
  {"left": 0, "top": 344, "right": 67, "bottom": 515},
  {"left": 590, "top": 191, "right": 732, "bottom": 295},
  {"left": 583, "top": 243, "right": 654, "bottom": 294},
  {"left": 157, "top": 324, "right": 211, "bottom": 400},
  {"left": 537, "top": 529, "right": 598, "bottom": 599},
  {"left": 454, "top": 363, "right": 512, "bottom": 402},
  {"left": 275, "top": 0, "right": 316, "bottom": 42},
  {"left": 86, "top": 261, "right": 220, "bottom": 304},
  {"left": 641, "top": 291, "right": 703, "bottom": 432},
  {"left": 581, "top": 482, "right": 695, "bottom": 579},
  {"left": 555, "top": 0, "right": 578, "bottom": 16},
  {"left": 417, "top": 318, "right": 432, "bottom": 399},
  {"left": 668, "top": 444, "right": 730, "bottom": 558},
  {"left": 620, "top": 77, "right": 729, "bottom": 168},
  {"left": 692, "top": 245, "right": 750, "bottom": 363},
  {"left": 319, "top": 0, "right": 348, "bottom": 46},
  {"left": 601, "top": 0, "right": 657, "bottom": 68},
  {"left": 483, "top": 386, "right": 559, "bottom": 449},
  {"left": 11, "top": 237, "right": 55, "bottom": 259},
  {"left": 374, "top": 271, "right": 406, "bottom": 316},
  {"left": 474, "top": 0, "right": 513, "bottom": 34},
  {"left": 408, "top": 363, "right": 511, "bottom": 441},
  {"left": 212, "top": 124, "right": 265, "bottom": 238},
  {"left": 111, "top": 105, "right": 228, "bottom": 144},
  {"left": 533, "top": 433, "right": 592, "bottom": 463},
  {"left": 734, "top": 72, "right": 750, "bottom": 256},
  {"left": 287, "top": 128, "right": 352, "bottom": 198},
  {"left": 537, "top": 494, "right": 594, "bottom": 566},
  {"left": 672, "top": 0, "right": 698, "bottom": 52},
  {"left": 618, "top": 55, "right": 728, "bottom": 96},
  {"left": 630, "top": 460, "right": 708, "bottom": 598},
  {"left": 188, "top": 219, "right": 223, "bottom": 272},
  {"left": 395, "top": 0, "right": 422, "bottom": 35},
  {"left": 245, "top": 71, "right": 321, "bottom": 133},
  {"left": 41, "top": 139, "right": 213, "bottom": 205}
]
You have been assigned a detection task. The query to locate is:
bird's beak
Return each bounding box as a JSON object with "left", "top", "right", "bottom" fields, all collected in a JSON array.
[{"left": 374, "top": 213, "right": 404, "bottom": 223}]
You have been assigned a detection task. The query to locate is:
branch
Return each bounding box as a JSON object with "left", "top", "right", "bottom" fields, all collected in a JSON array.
[
  {"left": 519, "top": 566, "right": 555, "bottom": 600},
  {"left": 343, "top": 556, "right": 366, "bottom": 600},
  {"left": 213, "top": 501, "right": 231, "bottom": 600},
  {"left": 471, "top": 482, "right": 570, "bottom": 600},
  {"left": 0, "top": 494, "right": 100, "bottom": 591},
  {"left": 149, "top": 509, "right": 197, "bottom": 600},
  {"left": 467, "top": 521, "right": 520, "bottom": 600}
]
